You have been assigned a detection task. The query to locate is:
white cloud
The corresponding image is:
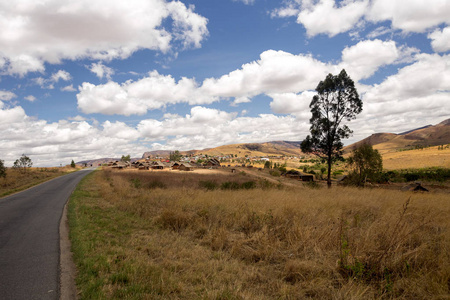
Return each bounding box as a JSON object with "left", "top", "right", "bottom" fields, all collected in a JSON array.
[
  {"left": 68, "top": 115, "right": 86, "bottom": 121},
  {"left": 0, "top": 90, "right": 16, "bottom": 101},
  {"left": 51, "top": 70, "right": 72, "bottom": 82},
  {"left": 233, "top": 0, "right": 255, "bottom": 5},
  {"left": 77, "top": 71, "right": 211, "bottom": 116},
  {"left": 24, "top": 95, "right": 36, "bottom": 102},
  {"left": 201, "top": 50, "right": 333, "bottom": 97},
  {"left": 429, "top": 26, "right": 450, "bottom": 53},
  {"left": 297, "top": 0, "right": 369, "bottom": 37},
  {"left": 32, "top": 70, "right": 72, "bottom": 89},
  {"left": 61, "top": 84, "right": 76, "bottom": 92},
  {"left": 367, "top": 0, "right": 450, "bottom": 33},
  {"left": 77, "top": 42, "right": 418, "bottom": 116},
  {"left": 137, "top": 107, "right": 305, "bottom": 149},
  {"left": 339, "top": 39, "right": 418, "bottom": 80},
  {"left": 269, "top": 91, "right": 314, "bottom": 116},
  {"left": 363, "top": 53, "right": 450, "bottom": 103},
  {"left": 232, "top": 96, "right": 251, "bottom": 106},
  {"left": 0, "top": 0, "right": 208, "bottom": 76},
  {"left": 356, "top": 53, "right": 450, "bottom": 136},
  {"left": 88, "top": 62, "right": 115, "bottom": 80},
  {"left": 272, "top": 0, "right": 450, "bottom": 37},
  {"left": 77, "top": 50, "right": 334, "bottom": 115}
]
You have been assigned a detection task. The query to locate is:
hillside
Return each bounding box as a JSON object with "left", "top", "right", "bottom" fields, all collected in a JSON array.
[
  {"left": 346, "top": 118, "right": 450, "bottom": 154},
  {"left": 142, "top": 141, "right": 301, "bottom": 159}
]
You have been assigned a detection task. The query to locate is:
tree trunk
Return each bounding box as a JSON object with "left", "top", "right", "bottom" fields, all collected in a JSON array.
[{"left": 327, "top": 155, "right": 332, "bottom": 188}]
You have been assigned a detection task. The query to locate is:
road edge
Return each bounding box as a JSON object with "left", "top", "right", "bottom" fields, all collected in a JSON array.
[{"left": 60, "top": 198, "right": 78, "bottom": 300}]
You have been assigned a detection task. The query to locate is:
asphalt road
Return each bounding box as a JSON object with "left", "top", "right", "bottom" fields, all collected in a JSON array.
[{"left": 0, "top": 168, "right": 94, "bottom": 300}]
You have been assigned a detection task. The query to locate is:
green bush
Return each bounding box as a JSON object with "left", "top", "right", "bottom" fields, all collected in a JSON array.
[
  {"left": 198, "top": 180, "right": 217, "bottom": 190},
  {"left": 241, "top": 181, "right": 256, "bottom": 189},
  {"left": 269, "top": 170, "right": 280, "bottom": 177},
  {"left": 221, "top": 181, "right": 241, "bottom": 190}
]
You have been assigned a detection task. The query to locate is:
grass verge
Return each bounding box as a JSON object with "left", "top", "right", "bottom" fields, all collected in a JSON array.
[
  {"left": 0, "top": 166, "right": 81, "bottom": 197},
  {"left": 68, "top": 169, "right": 450, "bottom": 299}
]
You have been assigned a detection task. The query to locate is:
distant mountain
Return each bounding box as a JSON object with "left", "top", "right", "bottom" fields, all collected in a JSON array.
[{"left": 345, "top": 118, "right": 450, "bottom": 153}]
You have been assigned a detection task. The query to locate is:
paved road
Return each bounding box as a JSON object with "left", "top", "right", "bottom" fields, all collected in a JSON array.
[{"left": 0, "top": 168, "right": 94, "bottom": 300}]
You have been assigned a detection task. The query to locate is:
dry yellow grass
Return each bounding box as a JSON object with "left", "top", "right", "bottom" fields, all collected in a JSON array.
[
  {"left": 0, "top": 166, "right": 81, "bottom": 197},
  {"left": 69, "top": 169, "right": 450, "bottom": 299},
  {"left": 382, "top": 146, "right": 450, "bottom": 170}
]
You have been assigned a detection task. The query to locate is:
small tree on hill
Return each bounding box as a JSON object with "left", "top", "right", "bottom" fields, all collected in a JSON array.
[
  {"left": 301, "top": 69, "right": 362, "bottom": 188},
  {"left": 13, "top": 154, "right": 33, "bottom": 173},
  {"left": 121, "top": 154, "right": 131, "bottom": 162},
  {"left": 347, "top": 144, "right": 383, "bottom": 186},
  {"left": 0, "top": 159, "right": 6, "bottom": 179},
  {"left": 169, "top": 150, "right": 182, "bottom": 161},
  {"left": 71, "top": 160, "right": 76, "bottom": 168}
]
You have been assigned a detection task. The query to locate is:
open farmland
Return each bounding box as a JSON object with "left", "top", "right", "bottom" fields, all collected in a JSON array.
[{"left": 69, "top": 169, "right": 450, "bottom": 299}]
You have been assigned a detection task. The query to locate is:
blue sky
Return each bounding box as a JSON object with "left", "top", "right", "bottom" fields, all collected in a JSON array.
[{"left": 0, "top": 0, "right": 449, "bottom": 166}]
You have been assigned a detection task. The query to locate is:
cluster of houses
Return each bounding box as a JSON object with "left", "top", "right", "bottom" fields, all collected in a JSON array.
[{"left": 107, "top": 158, "right": 221, "bottom": 171}]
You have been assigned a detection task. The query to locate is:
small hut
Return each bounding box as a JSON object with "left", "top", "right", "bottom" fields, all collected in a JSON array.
[
  {"left": 205, "top": 158, "right": 221, "bottom": 169},
  {"left": 179, "top": 163, "right": 195, "bottom": 171},
  {"left": 151, "top": 161, "right": 166, "bottom": 170}
]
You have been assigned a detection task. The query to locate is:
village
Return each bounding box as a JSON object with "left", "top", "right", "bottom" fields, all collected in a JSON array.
[{"left": 106, "top": 153, "right": 317, "bottom": 182}]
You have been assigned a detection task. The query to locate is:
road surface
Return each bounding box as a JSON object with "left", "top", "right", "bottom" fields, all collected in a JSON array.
[{"left": 0, "top": 168, "right": 94, "bottom": 299}]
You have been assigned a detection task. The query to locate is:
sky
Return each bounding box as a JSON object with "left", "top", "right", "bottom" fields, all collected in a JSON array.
[{"left": 0, "top": 0, "right": 449, "bottom": 167}]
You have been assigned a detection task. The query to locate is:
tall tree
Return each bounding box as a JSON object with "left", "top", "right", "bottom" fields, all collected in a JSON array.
[
  {"left": 71, "top": 160, "right": 76, "bottom": 168},
  {"left": 301, "top": 69, "right": 362, "bottom": 188}
]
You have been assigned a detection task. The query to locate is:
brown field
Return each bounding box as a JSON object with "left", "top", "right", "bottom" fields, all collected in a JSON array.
[
  {"left": 381, "top": 146, "right": 450, "bottom": 170},
  {"left": 0, "top": 166, "right": 81, "bottom": 197},
  {"left": 69, "top": 169, "right": 450, "bottom": 299}
]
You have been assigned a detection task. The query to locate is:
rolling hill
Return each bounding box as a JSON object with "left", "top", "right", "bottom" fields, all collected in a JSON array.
[
  {"left": 142, "top": 141, "right": 302, "bottom": 159},
  {"left": 78, "top": 118, "right": 449, "bottom": 167},
  {"left": 345, "top": 118, "right": 450, "bottom": 154}
]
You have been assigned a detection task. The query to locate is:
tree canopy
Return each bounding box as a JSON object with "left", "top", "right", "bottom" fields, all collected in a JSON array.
[
  {"left": 300, "top": 69, "right": 362, "bottom": 187},
  {"left": 0, "top": 159, "right": 6, "bottom": 178},
  {"left": 121, "top": 154, "right": 131, "bottom": 162},
  {"left": 347, "top": 143, "right": 383, "bottom": 186},
  {"left": 169, "top": 150, "right": 182, "bottom": 161},
  {"left": 13, "top": 154, "right": 33, "bottom": 173}
]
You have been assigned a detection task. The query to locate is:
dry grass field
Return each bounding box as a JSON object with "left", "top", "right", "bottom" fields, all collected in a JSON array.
[
  {"left": 382, "top": 146, "right": 450, "bottom": 170},
  {"left": 0, "top": 166, "right": 81, "bottom": 197},
  {"left": 69, "top": 169, "right": 450, "bottom": 299}
]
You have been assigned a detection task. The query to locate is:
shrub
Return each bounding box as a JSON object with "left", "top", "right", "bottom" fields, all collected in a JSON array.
[
  {"left": 221, "top": 181, "right": 240, "bottom": 190},
  {"left": 0, "top": 159, "right": 6, "bottom": 179},
  {"left": 241, "top": 181, "right": 256, "bottom": 189},
  {"left": 147, "top": 180, "right": 167, "bottom": 189},
  {"left": 269, "top": 170, "right": 280, "bottom": 177},
  {"left": 198, "top": 180, "right": 218, "bottom": 190}
]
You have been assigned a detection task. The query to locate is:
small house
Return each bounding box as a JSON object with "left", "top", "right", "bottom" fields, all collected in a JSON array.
[{"left": 179, "top": 163, "right": 195, "bottom": 171}]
